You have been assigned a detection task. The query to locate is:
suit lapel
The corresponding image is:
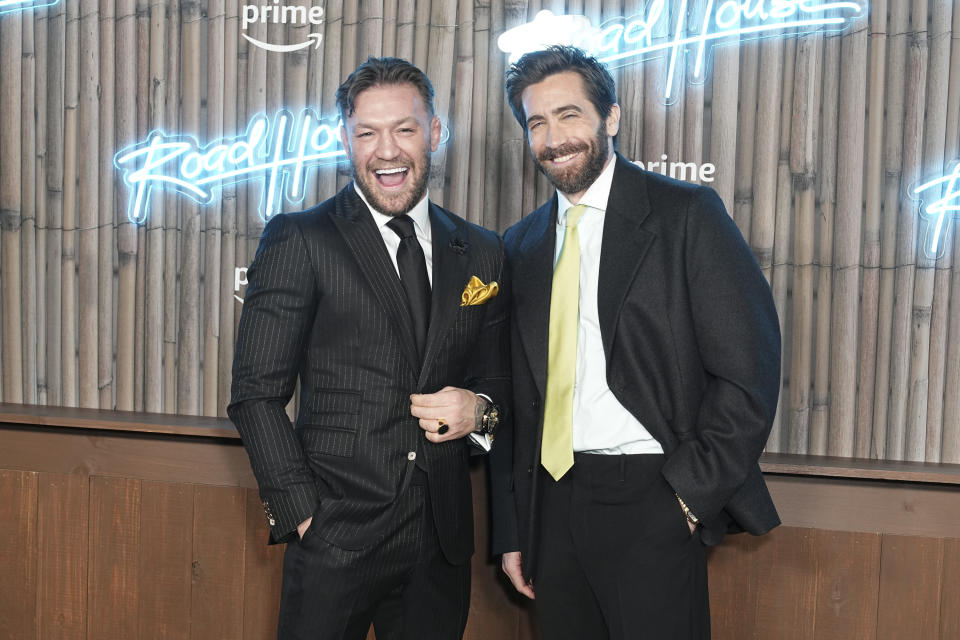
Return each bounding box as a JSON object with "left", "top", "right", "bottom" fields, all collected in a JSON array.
[
  {"left": 329, "top": 184, "right": 421, "bottom": 373},
  {"left": 513, "top": 198, "right": 558, "bottom": 400},
  {"left": 597, "top": 154, "right": 656, "bottom": 361},
  {"left": 418, "top": 204, "right": 469, "bottom": 387}
]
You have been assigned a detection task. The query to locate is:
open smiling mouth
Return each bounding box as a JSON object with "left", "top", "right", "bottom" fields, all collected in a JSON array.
[
  {"left": 549, "top": 152, "right": 581, "bottom": 166},
  {"left": 375, "top": 166, "right": 409, "bottom": 188}
]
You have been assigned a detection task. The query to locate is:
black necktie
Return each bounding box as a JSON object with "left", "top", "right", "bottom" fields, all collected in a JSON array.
[{"left": 387, "top": 215, "right": 431, "bottom": 361}]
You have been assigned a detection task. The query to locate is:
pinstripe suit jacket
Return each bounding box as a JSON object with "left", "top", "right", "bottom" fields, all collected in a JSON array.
[{"left": 228, "top": 183, "right": 510, "bottom": 564}]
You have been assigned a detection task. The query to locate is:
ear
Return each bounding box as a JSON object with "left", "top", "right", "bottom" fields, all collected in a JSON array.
[
  {"left": 605, "top": 103, "right": 621, "bottom": 137},
  {"left": 429, "top": 115, "right": 442, "bottom": 152}
]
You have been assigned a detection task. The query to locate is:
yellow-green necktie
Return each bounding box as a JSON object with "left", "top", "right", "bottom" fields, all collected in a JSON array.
[{"left": 541, "top": 204, "right": 587, "bottom": 481}]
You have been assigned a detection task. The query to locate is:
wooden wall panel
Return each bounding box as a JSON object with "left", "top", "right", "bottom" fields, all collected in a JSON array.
[
  {"left": 877, "top": 535, "right": 944, "bottom": 640},
  {"left": 138, "top": 481, "right": 193, "bottom": 640},
  {"left": 37, "top": 472, "right": 89, "bottom": 640},
  {"left": 0, "top": 470, "right": 38, "bottom": 640},
  {"left": 753, "top": 527, "right": 818, "bottom": 638},
  {"left": 87, "top": 477, "right": 142, "bottom": 640},
  {"left": 241, "top": 488, "right": 284, "bottom": 640},
  {"left": 812, "top": 530, "right": 881, "bottom": 640},
  {"left": 941, "top": 538, "right": 960, "bottom": 640},
  {"left": 707, "top": 531, "right": 764, "bottom": 639},
  {"left": 190, "top": 485, "right": 247, "bottom": 640}
]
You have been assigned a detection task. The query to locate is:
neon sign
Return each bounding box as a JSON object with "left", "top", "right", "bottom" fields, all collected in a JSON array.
[
  {"left": 498, "top": 2, "right": 865, "bottom": 101},
  {"left": 115, "top": 108, "right": 450, "bottom": 224},
  {"left": 0, "top": 0, "right": 60, "bottom": 15},
  {"left": 115, "top": 109, "right": 344, "bottom": 224},
  {"left": 913, "top": 162, "right": 960, "bottom": 257}
]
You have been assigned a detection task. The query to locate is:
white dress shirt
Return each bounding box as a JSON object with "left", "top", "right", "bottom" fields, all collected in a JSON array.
[{"left": 554, "top": 157, "right": 663, "bottom": 455}]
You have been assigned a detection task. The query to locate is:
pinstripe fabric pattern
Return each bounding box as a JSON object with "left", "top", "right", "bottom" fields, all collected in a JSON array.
[{"left": 228, "top": 183, "right": 510, "bottom": 566}]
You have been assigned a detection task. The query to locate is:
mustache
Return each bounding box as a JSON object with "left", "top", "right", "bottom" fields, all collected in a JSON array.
[{"left": 537, "top": 142, "right": 589, "bottom": 163}]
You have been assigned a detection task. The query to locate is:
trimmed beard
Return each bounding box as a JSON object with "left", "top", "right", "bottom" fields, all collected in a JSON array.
[
  {"left": 351, "top": 147, "right": 431, "bottom": 217},
  {"left": 532, "top": 123, "right": 610, "bottom": 197}
]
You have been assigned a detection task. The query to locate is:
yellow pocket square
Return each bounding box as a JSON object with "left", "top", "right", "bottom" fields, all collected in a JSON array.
[{"left": 460, "top": 276, "right": 499, "bottom": 307}]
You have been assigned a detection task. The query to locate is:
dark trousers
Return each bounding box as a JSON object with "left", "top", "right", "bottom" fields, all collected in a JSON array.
[
  {"left": 534, "top": 453, "right": 710, "bottom": 640},
  {"left": 277, "top": 472, "right": 471, "bottom": 640}
]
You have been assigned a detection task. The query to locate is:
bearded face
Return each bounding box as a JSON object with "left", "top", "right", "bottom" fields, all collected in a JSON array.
[{"left": 341, "top": 83, "right": 441, "bottom": 216}]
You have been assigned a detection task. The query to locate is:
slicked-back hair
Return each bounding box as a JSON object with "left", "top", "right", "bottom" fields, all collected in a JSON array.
[
  {"left": 505, "top": 45, "right": 617, "bottom": 131},
  {"left": 336, "top": 56, "right": 436, "bottom": 121}
]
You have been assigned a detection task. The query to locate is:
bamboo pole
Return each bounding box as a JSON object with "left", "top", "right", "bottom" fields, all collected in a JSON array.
[
  {"left": 772, "top": 37, "right": 798, "bottom": 450},
  {"left": 483, "top": 0, "right": 504, "bottom": 228},
  {"left": 144, "top": 0, "right": 168, "bottom": 413},
  {"left": 733, "top": 36, "right": 759, "bottom": 238},
  {"left": 448, "top": 0, "right": 475, "bottom": 217},
  {"left": 413, "top": 0, "right": 431, "bottom": 70},
  {"left": 133, "top": 0, "right": 150, "bottom": 411},
  {"left": 203, "top": 0, "right": 226, "bottom": 417},
  {"left": 396, "top": 0, "right": 415, "bottom": 61},
  {"left": 826, "top": 14, "right": 868, "bottom": 458},
  {"left": 617, "top": 0, "right": 645, "bottom": 162},
  {"left": 810, "top": 27, "right": 840, "bottom": 456},
  {"left": 162, "top": 0, "right": 182, "bottom": 413},
  {"left": 339, "top": 0, "right": 358, "bottom": 192},
  {"left": 426, "top": 0, "right": 458, "bottom": 207},
  {"left": 466, "top": 0, "right": 489, "bottom": 225},
  {"left": 855, "top": 0, "right": 888, "bottom": 458},
  {"left": 98, "top": 0, "right": 116, "bottom": 409},
  {"left": 1, "top": 11, "right": 24, "bottom": 403},
  {"left": 176, "top": 0, "right": 203, "bottom": 415},
  {"left": 382, "top": 0, "right": 398, "bottom": 57},
  {"left": 942, "top": 4, "right": 960, "bottom": 464},
  {"left": 35, "top": 5, "right": 49, "bottom": 405},
  {"left": 874, "top": 0, "right": 910, "bottom": 459},
  {"left": 787, "top": 32, "right": 823, "bottom": 457},
  {"left": 62, "top": 0, "right": 80, "bottom": 407},
  {"left": 641, "top": 0, "right": 668, "bottom": 167},
  {"left": 45, "top": 0, "right": 66, "bottom": 407},
  {"left": 922, "top": 0, "right": 955, "bottom": 462},
  {"left": 21, "top": 10, "right": 38, "bottom": 404},
  {"left": 663, "top": 4, "right": 685, "bottom": 173},
  {"left": 77, "top": 0, "right": 101, "bottom": 409},
  {"left": 751, "top": 35, "right": 784, "bottom": 449},
  {"left": 359, "top": 0, "right": 384, "bottom": 59},
  {"left": 888, "top": 2, "right": 927, "bottom": 461},
  {"left": 682, "top": 0, "right": 706, "bottom": 183},
  {"left": 317, "top": 1, "right": 340, "bottom": 205},
  {"left": 497, "top": 1, "right": 529, "bottom": 229},
  {"left": 708, "top": 13, "right": 740, "bottom": 214},
  {"left": 116, "top": 0, "right": 138, "bottom": 411},
  {"left": 218, "top": 0, "right": 240, "bottom": 416}
]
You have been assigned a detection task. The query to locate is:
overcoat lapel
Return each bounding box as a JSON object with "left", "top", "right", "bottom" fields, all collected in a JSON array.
[
  {"left": 419, "top": 204, "right": 469, "bottom": 387},
  {"left": 513, "top": 198, "right": 558, "bottom": 400},
  {"left": 597, "top": 155, "right": 656, "bottom": 362},
  {"left": 329, "top": 184, "right": 421, "bottom": 374}
]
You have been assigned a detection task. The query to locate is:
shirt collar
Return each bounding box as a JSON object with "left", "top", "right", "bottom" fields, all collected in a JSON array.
[
  {"left": 556, "top": 153, "right": 617, "bottom": 225},
  {"left": 355, "top": 183, "right": 432, "bottom": 240}
]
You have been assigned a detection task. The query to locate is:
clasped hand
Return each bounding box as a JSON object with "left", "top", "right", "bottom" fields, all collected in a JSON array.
[{"left": 410, "top": 386, "right": 478, "bottom": 443}]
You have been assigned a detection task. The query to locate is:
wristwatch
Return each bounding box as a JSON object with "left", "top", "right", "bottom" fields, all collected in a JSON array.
[{"left": 475, "top": 395, "right": 500, "bottom": 438}]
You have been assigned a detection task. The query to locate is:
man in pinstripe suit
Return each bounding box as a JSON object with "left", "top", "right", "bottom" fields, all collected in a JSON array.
[{"left": 228, "top": 57, "right": 510, "bottom": 640}]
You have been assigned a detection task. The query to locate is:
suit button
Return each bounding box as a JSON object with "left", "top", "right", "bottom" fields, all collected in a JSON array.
[
  {"left": 407, "top": 451, "right": 417, "bottom": 461},
  {"left": 527, "top": 466, "right": 533, "bottom": 475},
  {"left": 532, "top": 400, "right": 539, "bottom": 410}
]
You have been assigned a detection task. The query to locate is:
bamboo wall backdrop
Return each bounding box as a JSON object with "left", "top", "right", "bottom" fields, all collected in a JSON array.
[{"left": 0, "top": 0, "right": 959, "bottom": 463}]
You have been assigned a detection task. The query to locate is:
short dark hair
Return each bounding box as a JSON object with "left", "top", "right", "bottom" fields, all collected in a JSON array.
[
  {"left": 505, "top": 45, "right": 617, "bottom": 130},
  {"left": 336, "top": 57, "right": 436, "bottom": 121}
]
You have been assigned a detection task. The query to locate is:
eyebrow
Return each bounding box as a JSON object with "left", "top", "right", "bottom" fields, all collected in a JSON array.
[{"left": 352, "top": 116, "right": 419, "bottom": 130}]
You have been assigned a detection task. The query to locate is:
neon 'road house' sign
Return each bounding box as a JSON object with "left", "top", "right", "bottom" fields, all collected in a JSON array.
[
  {"left": 914, "top": 162, "right": 960, "bottom": 257},
  {"left": 115, "top": 109, "right": 344, "bottom": 224},
  {"left": 498, "top": 1, "right": 865, "bottom": 102}
]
